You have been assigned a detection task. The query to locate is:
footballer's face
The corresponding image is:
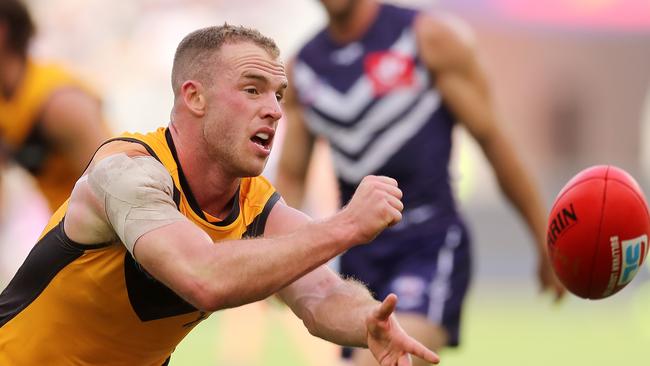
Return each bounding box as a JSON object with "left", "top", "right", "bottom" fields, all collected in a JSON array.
[{"left": 201, "top": 41, "right": 287, "bottom": 178}]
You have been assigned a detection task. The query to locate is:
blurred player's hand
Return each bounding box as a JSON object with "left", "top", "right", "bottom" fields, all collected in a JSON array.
[
  {"left": 338, "top": 175, "right": 403, "bottom": 245},
  {"left": 366, "top": 294, "right": 440, "bottom": 366},
  {"left": 538, "top": 254, "right": 566, "bottom": 301}
]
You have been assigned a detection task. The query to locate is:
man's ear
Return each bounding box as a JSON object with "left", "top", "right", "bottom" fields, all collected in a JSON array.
[{"left": 181, "top": 80, "right": 206, "bottom": 117}]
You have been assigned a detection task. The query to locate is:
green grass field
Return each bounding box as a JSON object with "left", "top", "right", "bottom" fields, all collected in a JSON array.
[{"left": 171, "top": 281, "right": 650, "bottom": 365}]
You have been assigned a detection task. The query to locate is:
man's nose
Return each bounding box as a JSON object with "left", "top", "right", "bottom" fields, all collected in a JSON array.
[{"left": 261, "top": 95, "right": 283, "bottom": 121}]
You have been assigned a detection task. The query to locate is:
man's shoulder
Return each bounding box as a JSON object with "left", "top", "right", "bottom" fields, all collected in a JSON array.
[
  {"left": 415, "top": 11, "right": 475, "bottom": 48},
  {"left": 89, "top": 153, "right": 172, "bottom": 196},
  {"left": 93, "top": 137, "right": 154, "bottom": 161},
  {"left": 414, "top": 11, "right": 477, "bottom": 69},
  {"left": 94, "top": 128, "right": 172, "bottom": 166}
]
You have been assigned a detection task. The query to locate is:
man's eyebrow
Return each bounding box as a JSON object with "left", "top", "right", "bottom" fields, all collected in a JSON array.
[
  {"left": 242, "top": 72, "right": 288, "bottom": 89},
  {"left": 242, "top": 73, "right": 268, "bottom": 83}
]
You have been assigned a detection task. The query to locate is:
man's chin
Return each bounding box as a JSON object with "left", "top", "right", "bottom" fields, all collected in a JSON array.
[{"left": 240, "top": 163, "right": 267, "bottom": 178}]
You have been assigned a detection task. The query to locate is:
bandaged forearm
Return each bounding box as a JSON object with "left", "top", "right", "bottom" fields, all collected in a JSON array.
[{"left": 87, "top": 153, "right": 187, "bottom": 254}]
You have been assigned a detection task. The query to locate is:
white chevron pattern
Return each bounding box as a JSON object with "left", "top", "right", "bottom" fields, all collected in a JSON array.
[
  {"left": 332, "top": 90, "right": 440, "bottom": 183},
  {"left": 295, "top": 28, "right": 443, "bottom": 184},
  {"left": 294, "top": 28, "right": 419, "bottom": 121},
  {"left": 304, "top": 67, "right": 431, "bottom": 155}
]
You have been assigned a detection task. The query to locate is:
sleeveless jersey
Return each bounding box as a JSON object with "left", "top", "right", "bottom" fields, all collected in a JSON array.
[
  {"left": 293, "top": 4, "right": 459, "bottom": 235},
  {"left": 0, "top": 127, "right": 280, "bottom": 366},
  {"left": 0, "top": 60, "right": 101, "bottom": 210}
]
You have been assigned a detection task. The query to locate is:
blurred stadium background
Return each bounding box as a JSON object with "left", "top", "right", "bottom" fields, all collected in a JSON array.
[{"left": 1, "top": 0, "right": 650, "bottom": 365}]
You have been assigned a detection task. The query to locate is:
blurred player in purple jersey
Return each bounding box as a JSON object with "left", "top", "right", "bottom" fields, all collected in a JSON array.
[{"left": 276, "top": 1, "right": 565, "bottom": 364}]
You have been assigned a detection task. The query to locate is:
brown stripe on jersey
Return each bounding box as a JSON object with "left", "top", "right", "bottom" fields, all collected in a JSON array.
[
  {"left": 124, "top": 252, "right": 197, "bottom": 321},
  {"left": 243, "top": 191, "right": 281, "bottom": 238},
  {"left": 0, "top": 220, "right": 111, "bottom": 327}
]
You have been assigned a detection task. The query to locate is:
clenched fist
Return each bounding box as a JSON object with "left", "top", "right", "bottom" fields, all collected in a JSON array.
[{"left": 336, "top": 176, "right": 404, "bottom": 246}]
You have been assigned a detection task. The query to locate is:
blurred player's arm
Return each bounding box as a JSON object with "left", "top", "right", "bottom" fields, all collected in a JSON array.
[
  {"left": 415, "top": 13, "right": 565, "bottom": 299},
  {"left": 40, "top": 88, "right": 111, "bottom": 174},
  {"left": 275, "top": 60, "right": 316, "bottom": 208}
]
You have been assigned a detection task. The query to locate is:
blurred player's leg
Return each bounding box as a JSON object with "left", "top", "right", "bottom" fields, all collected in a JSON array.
[{"left": 395, "top": 314, "right": 449, "bottom": 359}]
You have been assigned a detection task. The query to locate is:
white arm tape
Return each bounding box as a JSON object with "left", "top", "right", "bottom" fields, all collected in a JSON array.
[{"left": 87, "top": 153, "right": 187, "bottom": 254}]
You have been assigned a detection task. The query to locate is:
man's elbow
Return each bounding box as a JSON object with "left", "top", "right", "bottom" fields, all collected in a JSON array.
[
  {"left": 184, "top": 277, "right": 273, "bottom": 312},
  {"left": 182, "top": 279, "right": 230, "bottom": 312}
]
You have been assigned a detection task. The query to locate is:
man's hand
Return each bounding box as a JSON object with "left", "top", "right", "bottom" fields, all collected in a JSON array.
[
  {"left": 337, "top": 175, "right": 404, "bottom": 246},
  {"left": 366, "top": 294, "right": 440, "bottom": 366}
]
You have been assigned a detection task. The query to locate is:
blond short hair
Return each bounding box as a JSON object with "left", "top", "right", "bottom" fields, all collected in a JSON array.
[{"left": 171, "top": 24, "right": 280, "bottom": 96}]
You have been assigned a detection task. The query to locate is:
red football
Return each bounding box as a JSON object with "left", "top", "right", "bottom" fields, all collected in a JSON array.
[{"left": 547, "top": 165, "right": 650, "bottom": 299}]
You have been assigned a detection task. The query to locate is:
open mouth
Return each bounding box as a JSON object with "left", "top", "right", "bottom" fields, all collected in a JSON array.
[{"left": 251, "top": 131, "right": 272, "bottom": 150}]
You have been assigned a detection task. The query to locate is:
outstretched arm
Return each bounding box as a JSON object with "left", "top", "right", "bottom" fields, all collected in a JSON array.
[
  {"left": 136, "top": 175, "right": 402, "bottom": 311},
  {"left": 273, "top": 204, "right": 439, "bottom": 365},
  {"left": 278, "top": 264, "right": 439, "bottom": 365},
  {"left": 64, "top": 151, "right": 403, "bottom": 312},
  {"left": 415, "top": 13, "right": 565, "bottom": 299}
]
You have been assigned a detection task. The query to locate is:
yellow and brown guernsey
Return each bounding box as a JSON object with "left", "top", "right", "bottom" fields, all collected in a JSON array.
[
  {"left": 0, "top": 60, "right": 102, "bottom": 210},
  {"left": 0, "top": 127, "right": 280, "bottom": 366}
]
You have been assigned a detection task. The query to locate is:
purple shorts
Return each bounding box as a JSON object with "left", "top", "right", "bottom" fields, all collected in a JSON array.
[{"left": 340, "top": 219, "right": 472, "bottom": 357}]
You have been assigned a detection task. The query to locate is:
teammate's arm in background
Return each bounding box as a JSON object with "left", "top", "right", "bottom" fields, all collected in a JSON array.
[
  {"left": 40, "top": 88, "right": 111, "bottom": 174},
  {"left": 415, "top": 13, "right": 565, "bottom": 299},
  {"left": 275, "top": 60, "right": 316, "bottom": 208}
]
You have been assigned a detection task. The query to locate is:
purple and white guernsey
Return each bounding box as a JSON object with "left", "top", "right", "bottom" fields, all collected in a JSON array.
[{"left": 293, "top": 4, "right": 459, "bottom": 238}]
